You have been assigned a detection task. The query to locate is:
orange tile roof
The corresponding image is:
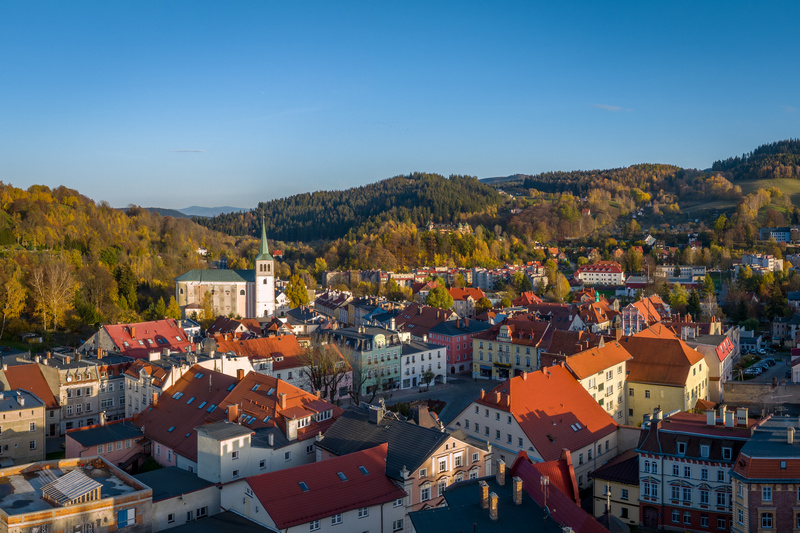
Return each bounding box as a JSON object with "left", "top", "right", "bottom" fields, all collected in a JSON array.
[
  {"left": 513, "top": 291, "right": 543, "bottom": 306},
  {"left": 575, "top": 261, "right": 623, "bottom": 274},
  {"left": 124, "top": 360, "right": 170, "bottom": 388},
  {"left": 4, "top": 364, "right": 59, "bottom": 408},
  {"left": 565, "top": 342, "right": 632, "bottom": 380},
  {"left": 533, "top": 449, "right": 580, "bottom": 504},
  {"left": 103, "top": 319, "right": 193, "bottom": 359},
  {"left": 542, "top": 329, "right": 604, "bottom": 358},
  {"left": 474, "top": 365, "right": 617, "bottom": 461},
  {"left": 215, "top": 335, "right": 305, "bottom": 369},
  {"left": 620, "top": 325, "right": 705, "bottom": 386},
  {"left": 447, "top": 287, "right": 485, "bottom": 301},
  {"left": 248, "top": 443, "right": 405, "bottom": 529}
]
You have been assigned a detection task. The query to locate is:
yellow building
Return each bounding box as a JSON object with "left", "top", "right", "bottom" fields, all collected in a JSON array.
[
  {"left": 620, "top": 324, "right": 710, "bottom": 425},
  {"left": 471, "top": 316, "right": 550, "bottom": 380},
  {"left": 590, "top": 449, "right": 640, "bottom": 527}
]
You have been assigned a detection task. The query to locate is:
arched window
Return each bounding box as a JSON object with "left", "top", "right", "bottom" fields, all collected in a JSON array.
[{"left": 240, "top": 290, "right": 245, "bottom": 295}]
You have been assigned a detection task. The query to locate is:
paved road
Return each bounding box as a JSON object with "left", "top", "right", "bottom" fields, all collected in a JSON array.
[
  {"left": 381, "top": 376, "right": 501, "bottom": 425},
  {"left": 741, "top": 354, "right": 791, "bottom": 385}
]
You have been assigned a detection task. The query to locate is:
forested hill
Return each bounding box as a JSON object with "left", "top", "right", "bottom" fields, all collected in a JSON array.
[
  {"left": 195, "top": 173, "right": 502, "bottom": 242},
  {"left": 712, "top": 139, "right": 800, "bottom": 181}
]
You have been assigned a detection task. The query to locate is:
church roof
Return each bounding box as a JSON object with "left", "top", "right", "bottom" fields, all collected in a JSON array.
[
  {"left": 255, "top": 217, "right": 273, "bottom": 261},
  {"left": 175, "top": 269, "right": 255, "bottom": 283}
]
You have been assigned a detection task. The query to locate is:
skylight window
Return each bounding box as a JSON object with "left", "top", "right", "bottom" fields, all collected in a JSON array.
[
  {"left": 337, "top": 472, "right": 348, "bottom": 481},
  {"left": 227, "top": 384, "right": 236, "bottom": 391},
  {"left": 186, "top": 397, "right": 195, "bottom": 404},
  {"left": 263, "top": 415, "right": 271, "bottom": 423},
  {"left": 194, "top": 372, "right": 204, "bottom": 379},
  {"left": 168, "top": 426, "right": 176, "bottom": 432},
  {"left": 138, "top": 340, "right": 145, "bottom": 345},
  {"left": 299, "top": 482, "right": 309, "bottom": 492},
  {"left": 207, "top": 404, "right": 217, "bottom": 413},
  {"left": 252, "top": 384, "right": 260, "bottom": 391},
  {"left": 267, "top": 388, "right": 275, "bottom": 396},
  {"left": 198, "top": 401, "right": 207, "bottom": 409},
  {"left": 173, "top": 392, "right": 184, "bottom": 400},
  {"left": 185, "top": 433, "right": 191, "bottom": 438},
  {"left": 359, "top": 466, "right": 369, "bottom": 475},
  {"left": 175, "top": 336, "right": 182, "bottom": 341}
]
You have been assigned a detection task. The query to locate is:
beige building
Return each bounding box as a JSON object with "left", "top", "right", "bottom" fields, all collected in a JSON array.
[
  {"left": 562, "top": 341, "right": 633, "bottom": 424},
  {"left": 620, "top": 325, "right": 710, "bottom": 425},
  {"left": 590, "top": 449, "right": 639, "bottom": 527},
  {"left": 0, "top": 389, "right": 46, "bottom": 464}
]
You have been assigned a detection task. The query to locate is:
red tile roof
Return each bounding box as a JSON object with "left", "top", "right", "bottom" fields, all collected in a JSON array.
[
  {"left": 448, "top": 287, "right": 485, "bottom": 301},
  {"left": 474, "top": 365, "right": 617, "bottom": 461},
  {"left": 102, "top": 319, "right": 193, "bottom": 359},
  {"left": 215, "top": 334, "right": 305, "bottom": 369},
  {"left": 510, "top": 452, "right": 609, "bottom": 533},
  {"left": 134, "top": 364, "right": 236, "bottom": 461},
  {"left": 124, "top": 360, "right": 170, "bottom": 388},
  {"left": 248, "top": 443, "right": 405, "bottom": 529},
  {"left": 533, "top": 449, "right": 580, "bottom": 504},
  {"left": 513, "top": 291, "right": 543, "bottom": 306},
  {"left": 575, "top": 261, "right": 623, "bottom": 274},
  {"left": 207, "top": 317, "right": 262, "bottom": 338},
  {"left": 4, "top": 364, "right": 59, "bottom": 408}
]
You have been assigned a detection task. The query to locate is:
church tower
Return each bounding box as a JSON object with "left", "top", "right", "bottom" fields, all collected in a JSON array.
[{"left": 254, "top": 217, "right": 276, "bottom": 317}]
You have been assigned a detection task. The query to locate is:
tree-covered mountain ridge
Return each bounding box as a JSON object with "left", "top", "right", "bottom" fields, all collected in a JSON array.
[{"left": 195, "top": 173, "right": 503, "bottom": 242}]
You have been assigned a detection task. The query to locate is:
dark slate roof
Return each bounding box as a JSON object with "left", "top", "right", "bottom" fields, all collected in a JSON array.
[
  {"left": 316, "top": 405, "right": 449, "bottom": 480},
  {"left": 285, "top": 306, "right": 321, "bottom": 323},
  {"left": 409, "top": 476, "right": 563, "bottom": 533},
  {"left": 66, "top": 420, "right": 143, "bottom": 447},
  {"left": 590, "top": 449, "right": 639, "bottom": 486},
  {"left": 134, "top": 466, "right": 216, "bottom": 502},
  {"left": 165, "top": 511, "right": 274, "bottom": 533},
  {"left": 428, "top": 318, "right": 491, "bottom": 337}
]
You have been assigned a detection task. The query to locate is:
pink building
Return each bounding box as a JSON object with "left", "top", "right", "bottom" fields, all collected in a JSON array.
[
  {"left": 65, "top": 419, "right": 147, "bottom": 471},
  {"left": 427, "top": 318, "right": 491, "bottom": 375}
]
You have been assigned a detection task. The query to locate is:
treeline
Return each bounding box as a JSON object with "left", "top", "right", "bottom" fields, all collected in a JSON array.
[
  {"left": 712, "top": 139, "right": 800, "bottom": 181},
  {"left": 195, "top": 173, "right": 502, "bottom": 242},
  {"left": 0, "top": 183, "right": 247, "bottom": 337}
]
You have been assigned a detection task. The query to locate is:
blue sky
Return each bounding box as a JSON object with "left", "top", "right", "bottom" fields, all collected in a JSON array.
[{"left": 1, "top": 1, "right": 798, "bottom": 208}]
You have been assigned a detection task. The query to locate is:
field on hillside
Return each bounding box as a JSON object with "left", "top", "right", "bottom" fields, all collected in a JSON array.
[{"left": 739, "top": 178, "right": 800, "bottom": 205}]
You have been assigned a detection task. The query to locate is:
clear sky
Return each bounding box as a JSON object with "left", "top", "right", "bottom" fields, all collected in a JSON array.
[{"left": 1, "top": 1, "right": 798, "bottom": 209}]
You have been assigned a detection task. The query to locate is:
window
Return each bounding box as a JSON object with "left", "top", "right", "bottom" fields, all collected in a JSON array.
[
  {"left": 117, "top": 508, "right": 136, "bottom": 528},
  {"left": 673, "top": 464, "right": 679, "bottom": 476},
  {"left": 645, "top": 390, "right": 650, "bottom": 398},
  {"left": 419, "top": 468, "right": 427, "bottom": 478},
  {"left": 393, "top": 518, "right": 404, "bottom": 531},
  {"left": 284, "top": 451, "right": 292, "bottom": 461},
  {"left": 762, "top": 512, "right": 773, "bottom": 529},
  {"left": 621, "top": 507, "right": 628, "bottom": 519},
  {"left": 762, "top": 486, "right": 772, "bottom": 501},
  {"left": 717, "top": 517, "right": 726, "bottom": 530},
  {"left": 700, "top": 489, "right": 709, "bottom": 505},
  {"left": 579, "top": 453, "right": 584, "bottom": 465},
  {"left": 700, "top": 444, "right": 710, "bottom": 458},
  {"left": 197, "top": 507, "right": 207, "bottom": 519},
  {"left": 421, "top": 485, "right": 431, "bottom": 501},
  {"left": 438, "top": 480, "right": 447, "bottom": 496},
  {"left": 29, "top": 440, "right": 36, "bottom": 450},
  {"left": 684, "top": 465, "right": 691, "bottom": 478},
  {"left": 621, "top": 488, "right": 629, "bottom": 500},
  {"left": 455, "top": 455, "right": 462, "bottom": 467},
  {"left": 232, "top": 451, "right": 239, "bottom": 460},
  {"left": 717, "top": 470, "right": 725, "bottom": 482},
  {"left": 701, "top": 467, "right": 708, "bottom": 480},
  {"left": 644, "top": 461, "right": 651, "bottom": 473},
  {"left": 683, "top": 487, "right": 691, "bottom": 502},
  {"left": 738, "top": 509, "right": 743, "bottom": 525},
  {"left": 167, "top": 513, "right": 175, "bottom": 524},
  {"left": 394, "top": 497, "right": 403, "bottom": 507},
  {"left": 97, "top": 445, "right": 103, "bottom": 454},
  {"left": 722, "top": 447, "right": 732, "bottom": 460},
  {"left": 439, "top": 458, "right": 447, "bottom": 472},
  {"left": 358, "top": 507, "right": 369, "bottom": 518},
  {"left": 717, "top": 492, "right": 728, "bottom": 507},
  {"left": 232, "top": 469, "right": 239, "bottom": 478},
  {"left": 684, "top": 511, "right": 691, "bottom": 524},
  {"left": 167, "top": 450, "right": 172, "bottom": 461},
  {"left": 495, "top": 430, "right": 500, "bottom": 440},
  {"left": 29, "top": 422, "right": 36, "bottom": 432},
  {"left": 677, "top": 442, "right": 686, "bottom": 455},
  {"left": 672, "top": 510, "right": 679, "bottom": 523},
  {"left": 671, "top": 486, "right": 680, "bottom": 501},
  {"left": 472, "top": 453, "right": 479, "bottom": 463}
]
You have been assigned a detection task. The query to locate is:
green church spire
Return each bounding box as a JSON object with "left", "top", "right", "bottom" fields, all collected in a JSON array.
[{"left": 255, "top": 216, "right": 273, "bottom": 261}]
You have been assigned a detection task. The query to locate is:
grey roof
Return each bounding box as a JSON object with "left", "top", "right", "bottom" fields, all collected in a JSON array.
[
  {"left": 285, "top": 306, "right": 322, "bottom": 324},
  {"left": 590, "top": 449, "right": 639, "bottom": 486},
  {"left": 737, "top": 417, "right": 800, "bottom": 462},
  {"left": 401, "top": 340, "right": 446, "bottom": 355},
  {"left": 166, "top": 510, "right": 275, "bottom": 533},
  {"left": 195, "top": 420, "right": 254, "bottom": 441},
  {"left": 428, "top": 319, "right": 491, "bottom": 336},
  {"left": 67, "top": 421, "right": 143, "bottom": 447},
  {"left": 409, "top": 476, "right": 562, "bottom": 533},
  {"left": 175, "top": 269, "right": 255, "bottom": 283},
  {"left": 316, "top": 405, "right": 450, "bottom": 480},
  {"left": 134, "top": 467, "right": 216, "bottom": 502},
  {"left": 0, "top": 390, "right": 44, "bottom": 412},
  {"left": 251, "top": 425, "right": 291, "bottom": 450}
]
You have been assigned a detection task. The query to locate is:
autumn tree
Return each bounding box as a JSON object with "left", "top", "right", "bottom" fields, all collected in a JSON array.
[
  {"left": 286, "top": 274, "right": 310, "bottom": 308},
  {"left": 0, "top": 264, "right": 25, "bottom": 339},
  {"left": 29, "top": 256, "right": 76, "bottom": 330},
  {"left": 475, "top": 297, "right": 492, "bottom": 315},
  {"left": 166, "top": 296, "right": 182, "bottom": 320},
  {"left": 299, "top": 342, "right": 350, "bottom": 405},
  {"left": 425, "top": 286, "right": 453, "bottom": 310}
]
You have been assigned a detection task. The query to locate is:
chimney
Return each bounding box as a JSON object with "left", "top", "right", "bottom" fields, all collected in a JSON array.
[
  {"left": 496, "top": 459, "right": 506, "bottom": 486},
  {"left": 268, "top": 433, "right": 274, "bottom": 446},
  {"left": 706, "top": 410, "right": 716, "bottom": 426},
  {"left": 278, "top": 393, "right": 287, "bottom": 410},
  {"left": 368, "top": 405, "right": 385, "bottom": 425},
  {"left": 652, "top": 407, "right": 662, "bottom": 422},
  {"left": 65, "top": 356, "right": 71, "bottom": 364},
  {"left": 789, "top": 426, "right": 795, "bottom": 445},
  {"left": 315, "top": 390, "right": 321, "bottom": 398},
  {"left": 479, "top": 480, "right": 489, "bottom": 509},
  {"left": 724, "top": 410, "right": 734, "bottom": 428},
  {"left": 47, "top": 352, "right": 51, "bottom": 359},
  {"left": 228, "top": 404, "right": 239, "bottom": 422},
  {"left": 152, "top": 392, "right": 158, "bottom": 406},
  {"left": 100, "top": 411, "right": 106, "bottom": 426},
  {"left": 521, "top": 372, "right": 527, "bottom": 381},
  {"left": 131, "top": 326, "right": 135, "bottom": 338},
  {"left": 512, "top": 476, "right": 523, "bottom": 505},
  {"left": 17, "top": 393, "right": 25, "bottom": 407},
  {"left": 495, "top": 391, "right": 502, "bottom": 404},
  {"left": 236, "top": 369, "right": 245, "bottom": 382},
  {"left": 736, "top": 408, "right": 748, "bottom": 427},
  {"left": 480, "top": 389, "right": 485, "bottom": 400},
  {"left": 489, "top": 492, "right": 499, "bottom": 521}
]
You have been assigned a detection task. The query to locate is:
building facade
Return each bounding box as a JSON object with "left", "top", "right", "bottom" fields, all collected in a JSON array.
[{"left": 0, "top": 389, "right": 46, "bottom": 464}]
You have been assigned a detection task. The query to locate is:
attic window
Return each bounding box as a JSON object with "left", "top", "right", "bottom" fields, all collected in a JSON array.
[
  {"left": 299, "top": 482, "right": 309, "bottom": 492},
  {"left": 781, "top": 461, "right": 787, "bottom": 469},
  {"left": 227, "top": 384, "right": 236, "bottom": 391},
  {"left": 185, "top": 433, "right": 191, "bottom": 438},
  {"left": 267, "top": 388, "right": 275, "bottom": 396},
  {"left": 198, "top": 401, "right": 207, "bottom": 409},
  {"left": 173, "top": 392, "right": 184, "bottom": 400},
  {"left": 207, "top": 404, "right": 217, "bottom": 413},
  {"left": 138, "top": 340, "right": 144, "bottom": 345},
  {"left": 547, "top": 434, "right": 556, "bottom": 442},
  {"left": 186, "top": 397, "right": 195, "bottom": 404},
  {"left": 252, "top": 384, "right": 260, "bottom": 391},
  {"left": 123, "top": 341, "right": 130, "bottom": 347},
  {"left": 175, "top": 336, "right": 182, "bottom": 341},
  {"left": 570, "top": 423, "right": 583, "bottom": 432},
  {"left": 168, "top": 426, "right": 176, "bottom": 432},
  {"left": 194, "top": 373, "right": 204, "bottom": 379},
  {"left": 337, "top": 472, "right": 348, "bottom": 481},
  {"left": 359, "top": 466, "right": 369, "bottom": 475}
]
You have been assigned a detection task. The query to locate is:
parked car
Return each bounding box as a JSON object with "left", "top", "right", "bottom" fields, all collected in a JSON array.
[
  {"left": 758, "top": 349, "right": 767, "bottom": 355},
  {"left": 744, "top": 367, "right": 762, "bottom": 376},
  {"left": 763, "top": 358, "right": 776, "bottom": 366}
]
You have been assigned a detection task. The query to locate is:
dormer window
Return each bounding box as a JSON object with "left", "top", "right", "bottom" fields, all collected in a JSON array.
[
  {"left": 677, "top": 442, "right": 687, "bottom": 455},
  {"left": 722, "top": 447, "right": 732, "bottom": 460},
  {"left": 700, "top": 445, "right": 710, "bottom": 458},
  {"left": 297, "top": 417, "right": 311, "bottom": 429}
]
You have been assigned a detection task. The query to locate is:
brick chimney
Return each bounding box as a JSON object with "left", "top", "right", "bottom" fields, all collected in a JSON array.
[
  {"left": 479, "top": 480, "right": 489, "bottom": 509},
  {"left": 496, "top": 458, "right": 506, "bottom": 486},
  {"left": 512, "top": 476, "right": 523, "bottom": 505},
  {"left": 495, "top": 391, "right": 501, "bottom": 403},
  {"left": 236, "top": 369, "right": 245, "bottom": 382},
  {"left": 228, "top": 404, "right": 239, "bottom": 422},
  {"left": 489, "top": 492, "right": 498, "bottom": 521},
  {"left": 278, "top": 392, "right": 287, "bottom": 409},
  {"left": 130, "top": 326, "right": 135, "bottom": 338},
  {"left": 152, "top": 392, "right": 158, "bottom": 406}
]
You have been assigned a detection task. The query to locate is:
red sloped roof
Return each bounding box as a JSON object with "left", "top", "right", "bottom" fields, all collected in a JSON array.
[
  {"left": 215, "top": 335, "right": 305, "bottom": 369},
  {"left": 532, "top": 449, "right": 580, "bottom": 504},
  {"left": 5, "top": 364, "right": 59, "bottom": 408},
  {"left": 475, "top": 365, "right": 617, "bottom": 461},
  {"left": 103, "top": 319, "right": 193, "bottom": 359},
  {"left": 134, "top": 364, "right": 236, "bottom": 462},
  {"left": 448, "top": 287, "right": 485, "bottom": 301},
  {"left": 565, "top": 342, "right": 633, "bottom": 380},
  {"left": 248, "top": 443, "right": 405, "bottom": 529},
  {"left": 513, "top": 291, "right": 543, "bottom": 306},
  {"left": 510, "top": 452, "right": 609, "bottom": 533},
  {"left": 575, "top": 261, "right": 623, "bottom": 274}
]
